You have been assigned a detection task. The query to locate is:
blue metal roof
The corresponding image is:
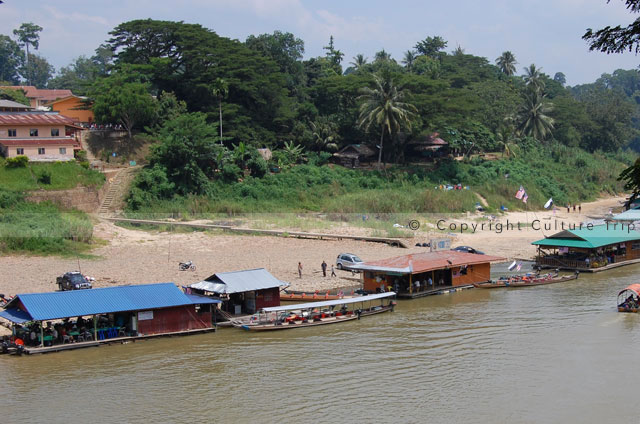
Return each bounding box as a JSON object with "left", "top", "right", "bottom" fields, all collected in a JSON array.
[
  {"left": 3, "top": 283, "right": 207, "bottom": 322},
  {"left": 184, "top": 294, "right": 221, "bottom": 305},
  {"left": 0, "top": 308, "right": 32, "bottom": 324}
]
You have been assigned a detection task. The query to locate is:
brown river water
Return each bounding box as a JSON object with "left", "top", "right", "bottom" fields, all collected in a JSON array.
[{"left": 2, "top": 263, "right": 640, "bottom": 423}]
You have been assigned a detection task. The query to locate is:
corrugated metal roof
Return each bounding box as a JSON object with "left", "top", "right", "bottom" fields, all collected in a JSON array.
[
  {"left": 612, "top": 209, "right": 640, "bottom": 221},
  {"left": 532, "top": 224, "right": 640, "bottom": 248},
  {"left": 0, "top": 308, "right": 31, "bottom": 324},
  {"left": 184, "top": 294, "right": 221, "bottom": 305},
  {"left": 194, "top": 268, "right": 288, "bottom": 294},
  {"left": 357, "top": 251, "right": 504, "bottom": 274},
  {"left": 0, "top": 112, "right": 74, "bottom": 126},
  {"left": 4, "top": 283, "right": 199, "bottom": 321},
  {"left": 0, "top": 99, "right": 33, "bottom": 109}
]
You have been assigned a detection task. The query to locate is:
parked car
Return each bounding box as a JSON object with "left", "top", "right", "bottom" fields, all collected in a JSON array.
[
  {"left": 56, "top": 272, "right": 92, "bottom": 291},
  {"left": 336, "top": 253, "right": 364, "bottom": 270},
  {"left": 451, "top": 246, "right": 485, "bottom": 255}
]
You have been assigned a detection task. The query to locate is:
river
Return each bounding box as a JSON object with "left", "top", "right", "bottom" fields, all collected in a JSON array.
[{"left": 1, "top": 264, "right": 639, "bottom": 423}]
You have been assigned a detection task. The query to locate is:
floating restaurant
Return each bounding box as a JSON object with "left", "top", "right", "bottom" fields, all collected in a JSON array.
[
  {"left": 354, "top": 251, "right": 504, "bottom": 298},
  {"left": 0, "top": 283, "right": 220, "bottom": 354},
  {"left": 532, "top": 224, "right": 640, "bottom": 272},
  {"left": 187, "top": 268, "right": 288, "bottom": 315}
]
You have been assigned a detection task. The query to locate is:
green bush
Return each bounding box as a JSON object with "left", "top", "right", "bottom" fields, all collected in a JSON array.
[
  {"left": 37, "top": 170, "right": 52, "bottom": 185},
  {"left": 221, "top": 163, "right": 242, "bottom": 183},
  {"left": 5, "top": 156, "right": 29, "bottom": 168},
  {"left": 247, "top": 156, "right": 268, "bottom": 178}
]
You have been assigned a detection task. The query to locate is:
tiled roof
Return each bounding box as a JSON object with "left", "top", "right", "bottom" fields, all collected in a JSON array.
[
  {"left": 0, "top": 113, "right": 75, "bottom": 126},
  {"left": 0, "top": 86, "right": 73, "bottom": 101},
  {"left": 0, "top": 99, "right": 33, "bottom": 109},
  {"left": 0, "top": 138, "right": 79, "bottom": 147},
  {"left": 358, "top": 251, "right": 504, "bottom": 274}
]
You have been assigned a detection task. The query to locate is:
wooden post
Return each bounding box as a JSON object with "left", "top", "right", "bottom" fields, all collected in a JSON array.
[
  {"left": 40, "top": 322, "right": 44, "bottom": 347},
  {"left": 432, "top": 270, "right": 435, "bottom": 290},
  {"left": 409, "top": 273, "right": 413, "bottom": 295},
  {"left": 94, "top": 315, "right": 98, "bottom": 341}
]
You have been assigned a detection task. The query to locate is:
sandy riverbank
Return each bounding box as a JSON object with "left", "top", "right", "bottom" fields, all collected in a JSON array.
[{"left": 0, "top": 196, "right": 625, "bottom": 299}]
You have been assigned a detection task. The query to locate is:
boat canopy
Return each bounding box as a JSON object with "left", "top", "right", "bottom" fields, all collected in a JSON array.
[
  {"left": 260, "top": 292, "right": 396, "bottom": 313},
  {"left": 618, "top": 284, "right": 640, "bottom": 297}
]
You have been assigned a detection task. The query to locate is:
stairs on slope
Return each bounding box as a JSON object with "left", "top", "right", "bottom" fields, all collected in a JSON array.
[{"left": 97, "top": 167, "right": 138, "bottom": 215}]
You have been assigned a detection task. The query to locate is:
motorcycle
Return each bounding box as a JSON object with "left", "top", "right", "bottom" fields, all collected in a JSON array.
[{"left": 179, "top": 261, "right": 196, "bottom": 271}]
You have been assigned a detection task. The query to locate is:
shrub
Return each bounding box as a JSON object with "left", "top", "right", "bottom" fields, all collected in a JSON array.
[
  {"left": 75, "top": 150, "right": 88, "bottom": 162},
  {"left": 221, "top": 163, "right": 242, "bottom": 183},
  {"left": 37, "top": 170, "right": 52, "bottom": 185},
  {"left": 247, "top": 156, "right": 268, "bottom": 178},
  {"left": 5, "top": 156, "right": 29, "bottom": 168}
]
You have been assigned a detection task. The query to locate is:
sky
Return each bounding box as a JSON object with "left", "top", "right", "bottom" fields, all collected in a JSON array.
[{"left": 2, "top": 0, "right": 640, "bottom": 85}]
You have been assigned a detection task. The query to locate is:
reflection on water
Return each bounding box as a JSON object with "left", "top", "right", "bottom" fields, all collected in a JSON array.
[{"left": 2, "top": 265, "right": 640, "bottom": 423}]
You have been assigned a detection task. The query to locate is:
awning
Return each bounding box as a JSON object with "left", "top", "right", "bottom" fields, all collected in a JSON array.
[
  {"left": 260, "top": 292, "right": 396, "bottom": 313},
  {"left": 184, "top": 294, "right": 221, "bottom": 305},
  {"left": 618, "top": 284, "right": 640, "bottom": 297},
  {"left": 0, "top": 308, "right": 33, "bottom": 324}
]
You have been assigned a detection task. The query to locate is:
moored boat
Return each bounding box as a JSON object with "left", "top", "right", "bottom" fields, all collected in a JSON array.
[
  {"left": 617, "top": 284, "right": 640, "bottom": 312},
  {"left": 473, "top": 271, "right": 579, "bottom": 288},
  {"left": 234, "top": 292, "right": 396, "bottom": 331}
]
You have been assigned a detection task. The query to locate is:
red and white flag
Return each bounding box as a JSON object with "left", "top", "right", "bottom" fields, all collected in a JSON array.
[{"left": 515, "top": 186, "right": 525, "bottom": 200}]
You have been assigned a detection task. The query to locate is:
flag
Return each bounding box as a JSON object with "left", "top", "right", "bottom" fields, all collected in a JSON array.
[
  {"left": 516, "top": 262, "right": 522, "bottom": 272},
  {"left": 508, "top": 260, "right": 517, "bottom": 271},
  {"left": 544, "top": 198, "right": 553, "bottom": 209},
  {"left": 522, "top": 192, "right": 528, "bottom": 204},
  {"left": 515, "top": 186, "right": 525, "bottom": 200}
]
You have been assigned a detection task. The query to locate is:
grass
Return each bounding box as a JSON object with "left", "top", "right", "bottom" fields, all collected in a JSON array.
[
  {"left": 0, "top": 189, "right": 96, "bottom": 255},
  {"left": 0, "top": 158, "right": 105, "bottom": 191}
]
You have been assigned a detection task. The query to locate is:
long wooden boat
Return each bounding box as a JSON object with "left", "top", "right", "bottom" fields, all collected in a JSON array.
[
  {"left": 617, "top": 284, "right": 640, "bottom": 312},
  {"left": 234, "top": 292, "right": 396, "bottom": 331},
  {"left": 280, "top": 290, "right": 353, "bottom": 302},
  {"left": 473, "top": 272, "right": 579, "bottom": 289}
]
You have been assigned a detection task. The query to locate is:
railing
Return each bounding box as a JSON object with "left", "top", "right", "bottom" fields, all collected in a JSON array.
[{"left": 536, "top": 256, "right": 587, "bottom": 269}]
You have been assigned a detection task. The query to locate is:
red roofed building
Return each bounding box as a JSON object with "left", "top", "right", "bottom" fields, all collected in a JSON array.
[
  {"left": 0, "top": 112, "right": 82, "bottom": 161},
  {"left": 0, "top": 86, "right": 74, "bottom": 109},
  {"left": 357, "top": 250, "right": 504, "bottom": 298}
]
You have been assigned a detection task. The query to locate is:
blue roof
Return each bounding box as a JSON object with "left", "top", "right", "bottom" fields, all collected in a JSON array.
[
  {"left": 2, "top": 283, "right": 219, "bottom": 322},
  {"left": 184, "top": 294, "right": 222, "bottom": 305},
  {"left": 0, "top": 308, "right": 31, "bottom": 324}
]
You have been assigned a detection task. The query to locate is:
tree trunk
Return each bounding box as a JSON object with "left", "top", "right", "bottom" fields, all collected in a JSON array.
[
  {"left": 25, "top": 44, "right": 30, "bottom": 86},
  {"left": 219, "top": 99, "right": 223, "bottom": 144},
  {"left": 377, "top": 127, "right": 384, "bottom": 169}
]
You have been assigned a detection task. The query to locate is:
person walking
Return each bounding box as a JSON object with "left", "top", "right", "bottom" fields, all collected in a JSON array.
[
  {"left": 331, "top": 265, "right": 336, "bottom": 278},
  {"left": 321, "top": 260, "right": 327, "bottom": 277},
  {"left": 298, "top": 262, "right": 303, "bottom": 278}
]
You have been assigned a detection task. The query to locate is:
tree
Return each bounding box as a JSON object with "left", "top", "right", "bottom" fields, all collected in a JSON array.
[
  {"left": 414, "top": 36, "right": 448, "bottom": 58},
  {"left": 245, "top": 31, "right": 304, "bottom": 75},
  {"left": 517, "top": 90, "right": 555, "bottom": 141},
  {"left": 0, "top": 87, "right": 29, "bottom": 105},
  {"left": 48, "top": 56, "right": 100, "bottom": 94},
  {"left": 496, "top": 51, "right": 517, "bottom": 76},
  {"left": 402, "top": 50, "right": 417, "bottom": 72},
  {"left": 553, "top": 72, "right": 567, "bottom": 86},
  {"left": 92, "top": 69, "right": 157, "bottom": 140},
  {"left": 323, "top": 35, "right": 344, "bottom": 74},
  {"left": 583, "top": 1, "right": 640, "bottom": 54},
  {"left": 523, "top": 64, "right": 545, "bottom": 93},
  {"left": 374, "top": 49, "right": 392, "bottom": 62},
  {"left": 357, "top": 72, "right": 417, "bottom": 166},
  {"left": 0, "top": 35, "right": 24, "bottom": 84},
  {"left": 211, "top": 77, "right": 229, "bottom": 142},
  {"left": 309, "top": 116, "right": 340, "bottom": 152},
  {"left": 21, "top": 54, "right": 53, "bottom": 88},
  {"left": 618, "top": 156, "right": 640, "bottom": 206},
  {"left": 13, "top": 22, "right": 43, "bottom": 85},
  {"left": 350, "top": 54, "right": 368, "bottom": 70}
]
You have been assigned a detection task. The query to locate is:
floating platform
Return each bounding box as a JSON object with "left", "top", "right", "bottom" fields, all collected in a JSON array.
[{"left": 396, "top": 284, "right": 474, "bottom": 299}]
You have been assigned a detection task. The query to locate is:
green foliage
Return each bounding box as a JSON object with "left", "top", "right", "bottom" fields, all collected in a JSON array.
[
  {"left": 0, "top": 35, "right": 24, "bottom": 84},
  {"left": 0, "top": 87, "right": 30, "bottom": 106},
  {"left": 48, "top": 55, "right": 101, "bottom": 95},
  {"left": 22, "top": 53, "right": 54, "bottom": 88},
  {"left": 0, "top": 159, "right": 104, "bottom": 191},
  {"left": 5, "top": 155, "right": 29, "bottom": 168},
  {"left": 37, "top": 169, "right": 51, "bottom": 185},
  {"left": 247, "top": 155, "right": 268, "bottom": 178}
]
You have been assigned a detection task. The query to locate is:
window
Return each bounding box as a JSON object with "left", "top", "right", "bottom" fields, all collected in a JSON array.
[
  {"left": 8, "top": 129, "right": 16, "bottom": 137},
  {"left": 16, "top": 148, "right": 24, "bottom": 155},
  {"left": 51, "top": 128, "right": 60, "bottom": 137},
  {"left": 30, "top": 129, "right": 38, "bottom": 137},
  {"left": 59, "top": 147, "right": 67, "bottom": 154},
  {"left": 38, "top": 148, "right": 45, "bottom": 155},
  {"left": 632, "top": 242, "right": 640, "bottom": 251}
]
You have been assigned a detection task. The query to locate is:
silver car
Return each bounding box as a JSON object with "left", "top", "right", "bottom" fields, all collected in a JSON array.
[{"left": 336, "top": 253, "right": 363, "bottom": 270}]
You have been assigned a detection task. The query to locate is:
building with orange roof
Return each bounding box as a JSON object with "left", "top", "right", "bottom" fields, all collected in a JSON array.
[
  {"left": 0, "top": 86, "right": 74, "bottom": 109},
  {"left": 355, "top": 250, "right": 504, "bottom": 298}
]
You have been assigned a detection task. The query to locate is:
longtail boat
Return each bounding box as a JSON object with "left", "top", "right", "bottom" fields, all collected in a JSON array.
[
  {"left": 617, "top": 284, "right": 640, "bottom": 312},
  {"left": 281, "top": 290, "right": 353, "bottom": 302},
  {"left": 233, "top": 292, "right": 396, "bottom": 331},
  {"left": 473, "top": 272, "right": 579, "bottom": 288}
]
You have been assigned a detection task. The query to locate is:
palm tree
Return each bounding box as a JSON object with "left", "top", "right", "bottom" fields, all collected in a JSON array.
[
  {"left": 350, "top": 54, "right": 368, "bottom": 70},
  {"left": 374, "top": 49, "right": 391, "bottom": 62},
  {"left": 523, "top": 64, "right": 545, "bottom": 93},
  {"left": 310, "top": 117, "right": 339, "bottom": 152},
  {"left": 211, "top": 77, "right": 229, "bottom": 143},
  {"left": 517, "top": 90, "right": 555, "bottom": 141},
  {"left": 496, "top": 51, "right": 517, "bottom": 76},
  {"left": 357, "top": 72, "right": 417, "bottom": 167},
  {"left": 402, "top": 50, "right": 416, "bottom": 71},
  {"left": 453, "top": 45, "right": 465, "bottom": 56},
  {"left": 496, "top": 126, "right": 518, "bottom": 158}
]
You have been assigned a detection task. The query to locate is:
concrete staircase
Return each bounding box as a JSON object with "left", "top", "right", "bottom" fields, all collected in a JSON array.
[{"left": 97, "top": 167, "right": 138, "bottom": 215}]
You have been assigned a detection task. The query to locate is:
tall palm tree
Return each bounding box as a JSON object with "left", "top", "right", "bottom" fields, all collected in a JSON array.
[
  {"left": 523, "top": 64, "right": 545, "bottom": 93},
  {"left": 374, "top": 49, "right": 391, "bottom": 62},
  {"left": 357, "top": 72, "right": 417, "bottom": 167},
  {"left": 402, "top": 50, "right": 416, "bottom": 71},
  {"left": 350, "top": 54, "right": 368, "bottom": 70},
  {"left": 517, "top": 90, "right": 555, "bottom": 141},
  {"left": 211, "top": 77, "right": 229, "bottom": 143},
  {"left": 496, "top": 51, "right": 517, "bottom": 76}
]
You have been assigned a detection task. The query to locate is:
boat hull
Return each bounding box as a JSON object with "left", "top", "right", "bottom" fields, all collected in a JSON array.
[{"left": 473, "top": 274, "right": 578, "bottom": 288}]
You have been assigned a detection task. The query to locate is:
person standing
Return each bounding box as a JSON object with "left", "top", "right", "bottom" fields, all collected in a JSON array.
[
  {"left": 331, "top": 265, "right": 336, "bottom": 277},
  {"left": 321, "top": 260, "right": 327, "bottom": 277},
  {"left": 578, "top": 204, "right": 582, "bottom": 214},
  {"left": 298, "top": 262, "right": 303, "bottom": 278}
]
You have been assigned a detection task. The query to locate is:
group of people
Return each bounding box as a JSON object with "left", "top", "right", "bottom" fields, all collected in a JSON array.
[
  {"left": 297, "top": 261, "right": 338, "bottom": 278},
  {"left": 620, "top": 295, "right": 639, "bottom": 310},
  {"left": 87, "top": 123, "right": 124, "bottom": 131},
  {"left": 566, "top": 204, "right": 582, "bottom": 213}
]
